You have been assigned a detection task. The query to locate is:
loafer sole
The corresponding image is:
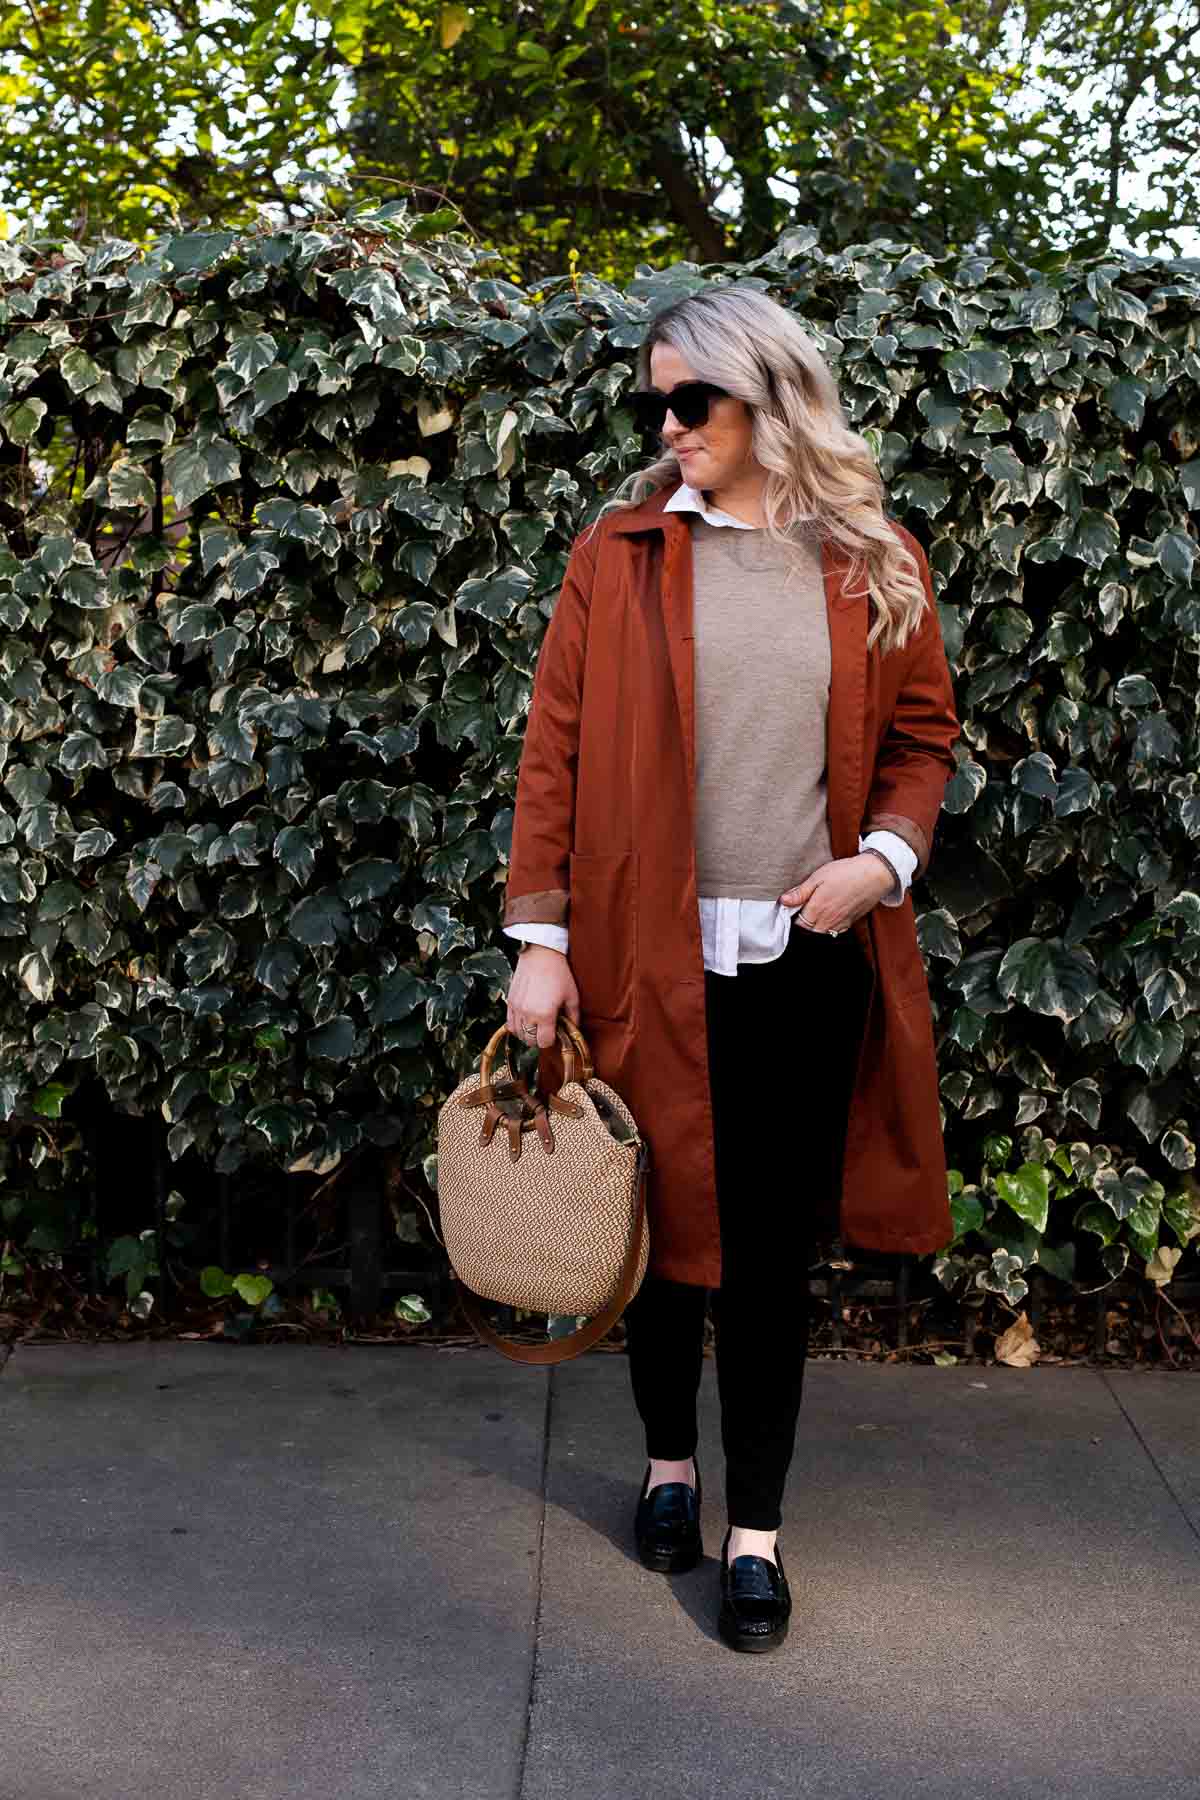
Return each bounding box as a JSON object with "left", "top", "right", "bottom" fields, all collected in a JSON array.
[
  {"left": 637, "top": 1536, "right": 703, "bottom": 1574},
  {"left": 717, "top": 1606, "right": 790, "bottom": 1652}
]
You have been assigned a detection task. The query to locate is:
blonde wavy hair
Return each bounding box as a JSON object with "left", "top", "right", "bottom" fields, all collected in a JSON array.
[{"left": 586, "top": 285, "right": 930, "bottom": 658}]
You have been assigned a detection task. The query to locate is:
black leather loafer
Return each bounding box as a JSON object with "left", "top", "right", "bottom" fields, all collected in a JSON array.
[
  {"left": 633, "top": 1455, "right": 702, "bottom": 1572},
  {"left": 718, "top": 1525, "right": 792, "bottom": 1652}
]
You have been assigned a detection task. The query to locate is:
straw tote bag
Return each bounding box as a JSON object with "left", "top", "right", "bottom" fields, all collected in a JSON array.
[{"left": 436, "top": 1014, "right": 651, "bottom": 1365}]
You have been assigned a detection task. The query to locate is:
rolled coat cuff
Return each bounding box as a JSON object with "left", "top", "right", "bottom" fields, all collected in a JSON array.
[{"left": 501, "top": 885, "right": 570, "bottom": 927}]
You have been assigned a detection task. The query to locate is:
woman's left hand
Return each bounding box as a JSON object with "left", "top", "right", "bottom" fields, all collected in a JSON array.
[{"left": 779, "top": 853, "right": 896, "bottom": 934}]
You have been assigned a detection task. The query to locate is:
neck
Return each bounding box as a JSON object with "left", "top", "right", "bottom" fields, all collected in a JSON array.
[{"left": 702, "top": 466, "right": 768, "bottom": 527}]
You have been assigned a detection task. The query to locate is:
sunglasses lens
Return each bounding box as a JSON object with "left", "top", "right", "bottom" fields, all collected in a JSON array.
[
  {"left": 670, "top": 385, "right": 710, "bottom": 429},
  {"left": 631, "top": 391, "right": 668, "bottom": 434},
  {"left": 631, "top": 383, "right": 728, "bottom": 435}
]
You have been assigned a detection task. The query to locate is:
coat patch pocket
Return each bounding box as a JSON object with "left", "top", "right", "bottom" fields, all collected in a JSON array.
[{"left": 568, "top": 850, "right": 638, "bottom": 1022}]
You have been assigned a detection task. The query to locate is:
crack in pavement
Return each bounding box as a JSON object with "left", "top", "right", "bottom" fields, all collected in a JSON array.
[
  {"left": 515, "top": 1365, "right": 555, "bottom": 1800},
  {"left": 1100, "top": 1367, "right": 1200, "bottom": 1550}
]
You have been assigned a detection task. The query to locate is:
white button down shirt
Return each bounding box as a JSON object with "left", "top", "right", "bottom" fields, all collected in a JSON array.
[{"left": 505, "top": 482, "right": 917, "bottom": 976}]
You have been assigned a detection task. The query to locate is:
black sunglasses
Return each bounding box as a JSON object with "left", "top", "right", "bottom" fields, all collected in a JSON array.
[{"left": 629, "top": 380, "right": 731, "bottom": 435}]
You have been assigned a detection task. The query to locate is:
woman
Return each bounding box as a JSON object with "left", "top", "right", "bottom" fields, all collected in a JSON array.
[{"left": 501, "top": 286, "right": 961, "bottom": 1653}]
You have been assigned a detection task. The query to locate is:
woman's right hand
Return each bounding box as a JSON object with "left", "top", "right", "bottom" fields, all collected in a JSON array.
[{"left": 506, "top": 945, "right": 581, "bottom": 1050}]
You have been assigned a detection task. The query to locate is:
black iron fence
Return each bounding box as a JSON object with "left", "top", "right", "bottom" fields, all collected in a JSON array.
[{"left": 52, "top": 1110, "right": 1200, "bottom": 1362}]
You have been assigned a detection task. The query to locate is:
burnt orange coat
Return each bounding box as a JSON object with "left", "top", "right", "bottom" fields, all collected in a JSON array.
[{"left": 502, "top": 479, "right": 962, "bottom": 1286}]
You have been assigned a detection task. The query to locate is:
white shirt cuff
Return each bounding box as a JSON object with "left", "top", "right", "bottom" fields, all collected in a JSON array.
[
  {"left": 504, "top": 923, "right": 570, "bottom": 955},
  {"left": 858, "top": 830, "right": 917, "bottom": 905}
]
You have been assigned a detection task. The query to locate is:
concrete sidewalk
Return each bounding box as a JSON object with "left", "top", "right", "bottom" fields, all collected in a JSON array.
[{"left": 1, "top": 1341, "right": 1197, "bottom": 1800}]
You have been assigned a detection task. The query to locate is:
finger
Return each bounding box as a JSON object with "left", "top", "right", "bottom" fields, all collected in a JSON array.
[
  {"left": 783, "top": 857, "right": 839, "bottom": 901},
  {"left": 794, "top": 879, "right": 824, "bottom": 919},
  {"left": 804, "top": 901, "right": 840, "bottom": 932},
  {"left": 791, "top": 865, "right": 832, "bottom": 906}
]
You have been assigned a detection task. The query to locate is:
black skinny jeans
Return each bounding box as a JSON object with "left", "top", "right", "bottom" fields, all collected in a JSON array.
[{"left": 622, "top": 917, "right": 873, "bottom": 1531}]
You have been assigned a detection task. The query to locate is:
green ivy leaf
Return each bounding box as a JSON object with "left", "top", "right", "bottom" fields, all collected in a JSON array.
[
  {"left": 163, "top": 232, "right": 237, "bottom": 272},
  {"left": 163, "top": 431, "right": 241, "bottom": 508},
  {"left": 308, "top": 1014, "right": 356, "bottom": 1060},
  {"left": 255, "top": 938, "right": 302, "bottom": 998},
  {"left": 200, "top": 1264, "right": 237, "bottom": 1297},
  {"left": 1093, "top": 1165, "right": 1165, "bottom": 1222},
  {"left": 181, "top": 924, "right": 236, "bottom": 982},
  {"left": 232, "top": 1273, "right": 274, "bottom": 1307},
  {"left": 288, "top": 892, "right": 352, "bottom": 947},
  {"left": 19, "top": 950, "right": 54, "bottom": 1002},
  {"left": 394, "top": 1293, "right": 432, "bottom": 1324},
  {"left": 995, "top": 1162, "right": 1050, "bottom": 1233},
  {"left": 227, "top": 331, "right": 278, "bottom": 381},
  {"left": 1, "top": 397, "right": 48, "bottom": 444},
  {"left": 995, "top": 938, "right": 1098, "bottom": 1021},
  {"left": 257, "top": 497, "right": 327, "bottom": 542},
  {"left": 31, "top": 1081, "right": 70, "bottom": 1117}
]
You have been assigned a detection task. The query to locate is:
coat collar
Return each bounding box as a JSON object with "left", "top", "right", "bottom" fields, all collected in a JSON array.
[
  {"left": 602, "top": 478, "right": 694, "bottom": 536},
  {"left": 600, "top": 478, "right": 860, "bottom": 609},
  {"left": 602, "top": 478, "right": 870, "bottom": 870}
]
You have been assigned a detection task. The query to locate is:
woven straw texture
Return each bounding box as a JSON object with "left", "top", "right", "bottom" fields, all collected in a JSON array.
[{"left": 437, "top": 1061, "right": 651, "bottom": 1315}]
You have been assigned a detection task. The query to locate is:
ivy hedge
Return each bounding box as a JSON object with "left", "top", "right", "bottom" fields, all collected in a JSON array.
[{"left": 0, "top": 206, "right": 1197, "bottom": 1327}]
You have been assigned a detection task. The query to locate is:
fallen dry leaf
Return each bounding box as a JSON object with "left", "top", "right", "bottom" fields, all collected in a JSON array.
[
  {"left": 1145, "top": 1245, "right": 1182, "bottom": 1286},
  {"left": 994, "top": 1310, "right": 1041, "bottom": 1367}
]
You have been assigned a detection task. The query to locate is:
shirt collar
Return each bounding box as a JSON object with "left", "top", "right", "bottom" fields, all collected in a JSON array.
[{"left": 662, "top": 480, "right": 760, "bottom": 530}]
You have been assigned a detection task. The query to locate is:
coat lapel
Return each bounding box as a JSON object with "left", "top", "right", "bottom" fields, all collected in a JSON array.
[
  {"left": 821, "top": 532, "right": 868, "bottom": 863},
  {"left": 606, "top": 485, "right": 869, "bottom": 866}
]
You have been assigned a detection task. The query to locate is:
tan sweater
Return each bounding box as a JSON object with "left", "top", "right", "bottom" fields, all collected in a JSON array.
[{"left": 690, "top": 513, "right": 833, "bottom": 901}]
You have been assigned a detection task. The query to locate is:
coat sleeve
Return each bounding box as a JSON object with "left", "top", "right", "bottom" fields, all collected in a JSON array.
[
  {"left": 501, "top": 526, "right": 600, "bottom": 929},
  {"left": 860, "top": 528, "right": 961, "bottom": 881}
]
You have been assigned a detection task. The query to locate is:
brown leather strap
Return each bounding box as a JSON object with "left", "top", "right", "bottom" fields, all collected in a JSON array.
[
  {"left": 451, "top": 1144, "right": 650, "bottom": 1365},
  {"left": 458, "top": 1074, "right": 582, "bottom": 1160}
]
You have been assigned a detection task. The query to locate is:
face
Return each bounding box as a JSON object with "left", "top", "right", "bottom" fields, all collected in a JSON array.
[{"left": 648, "top": 342, "right": 757, "bottom": 491}]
